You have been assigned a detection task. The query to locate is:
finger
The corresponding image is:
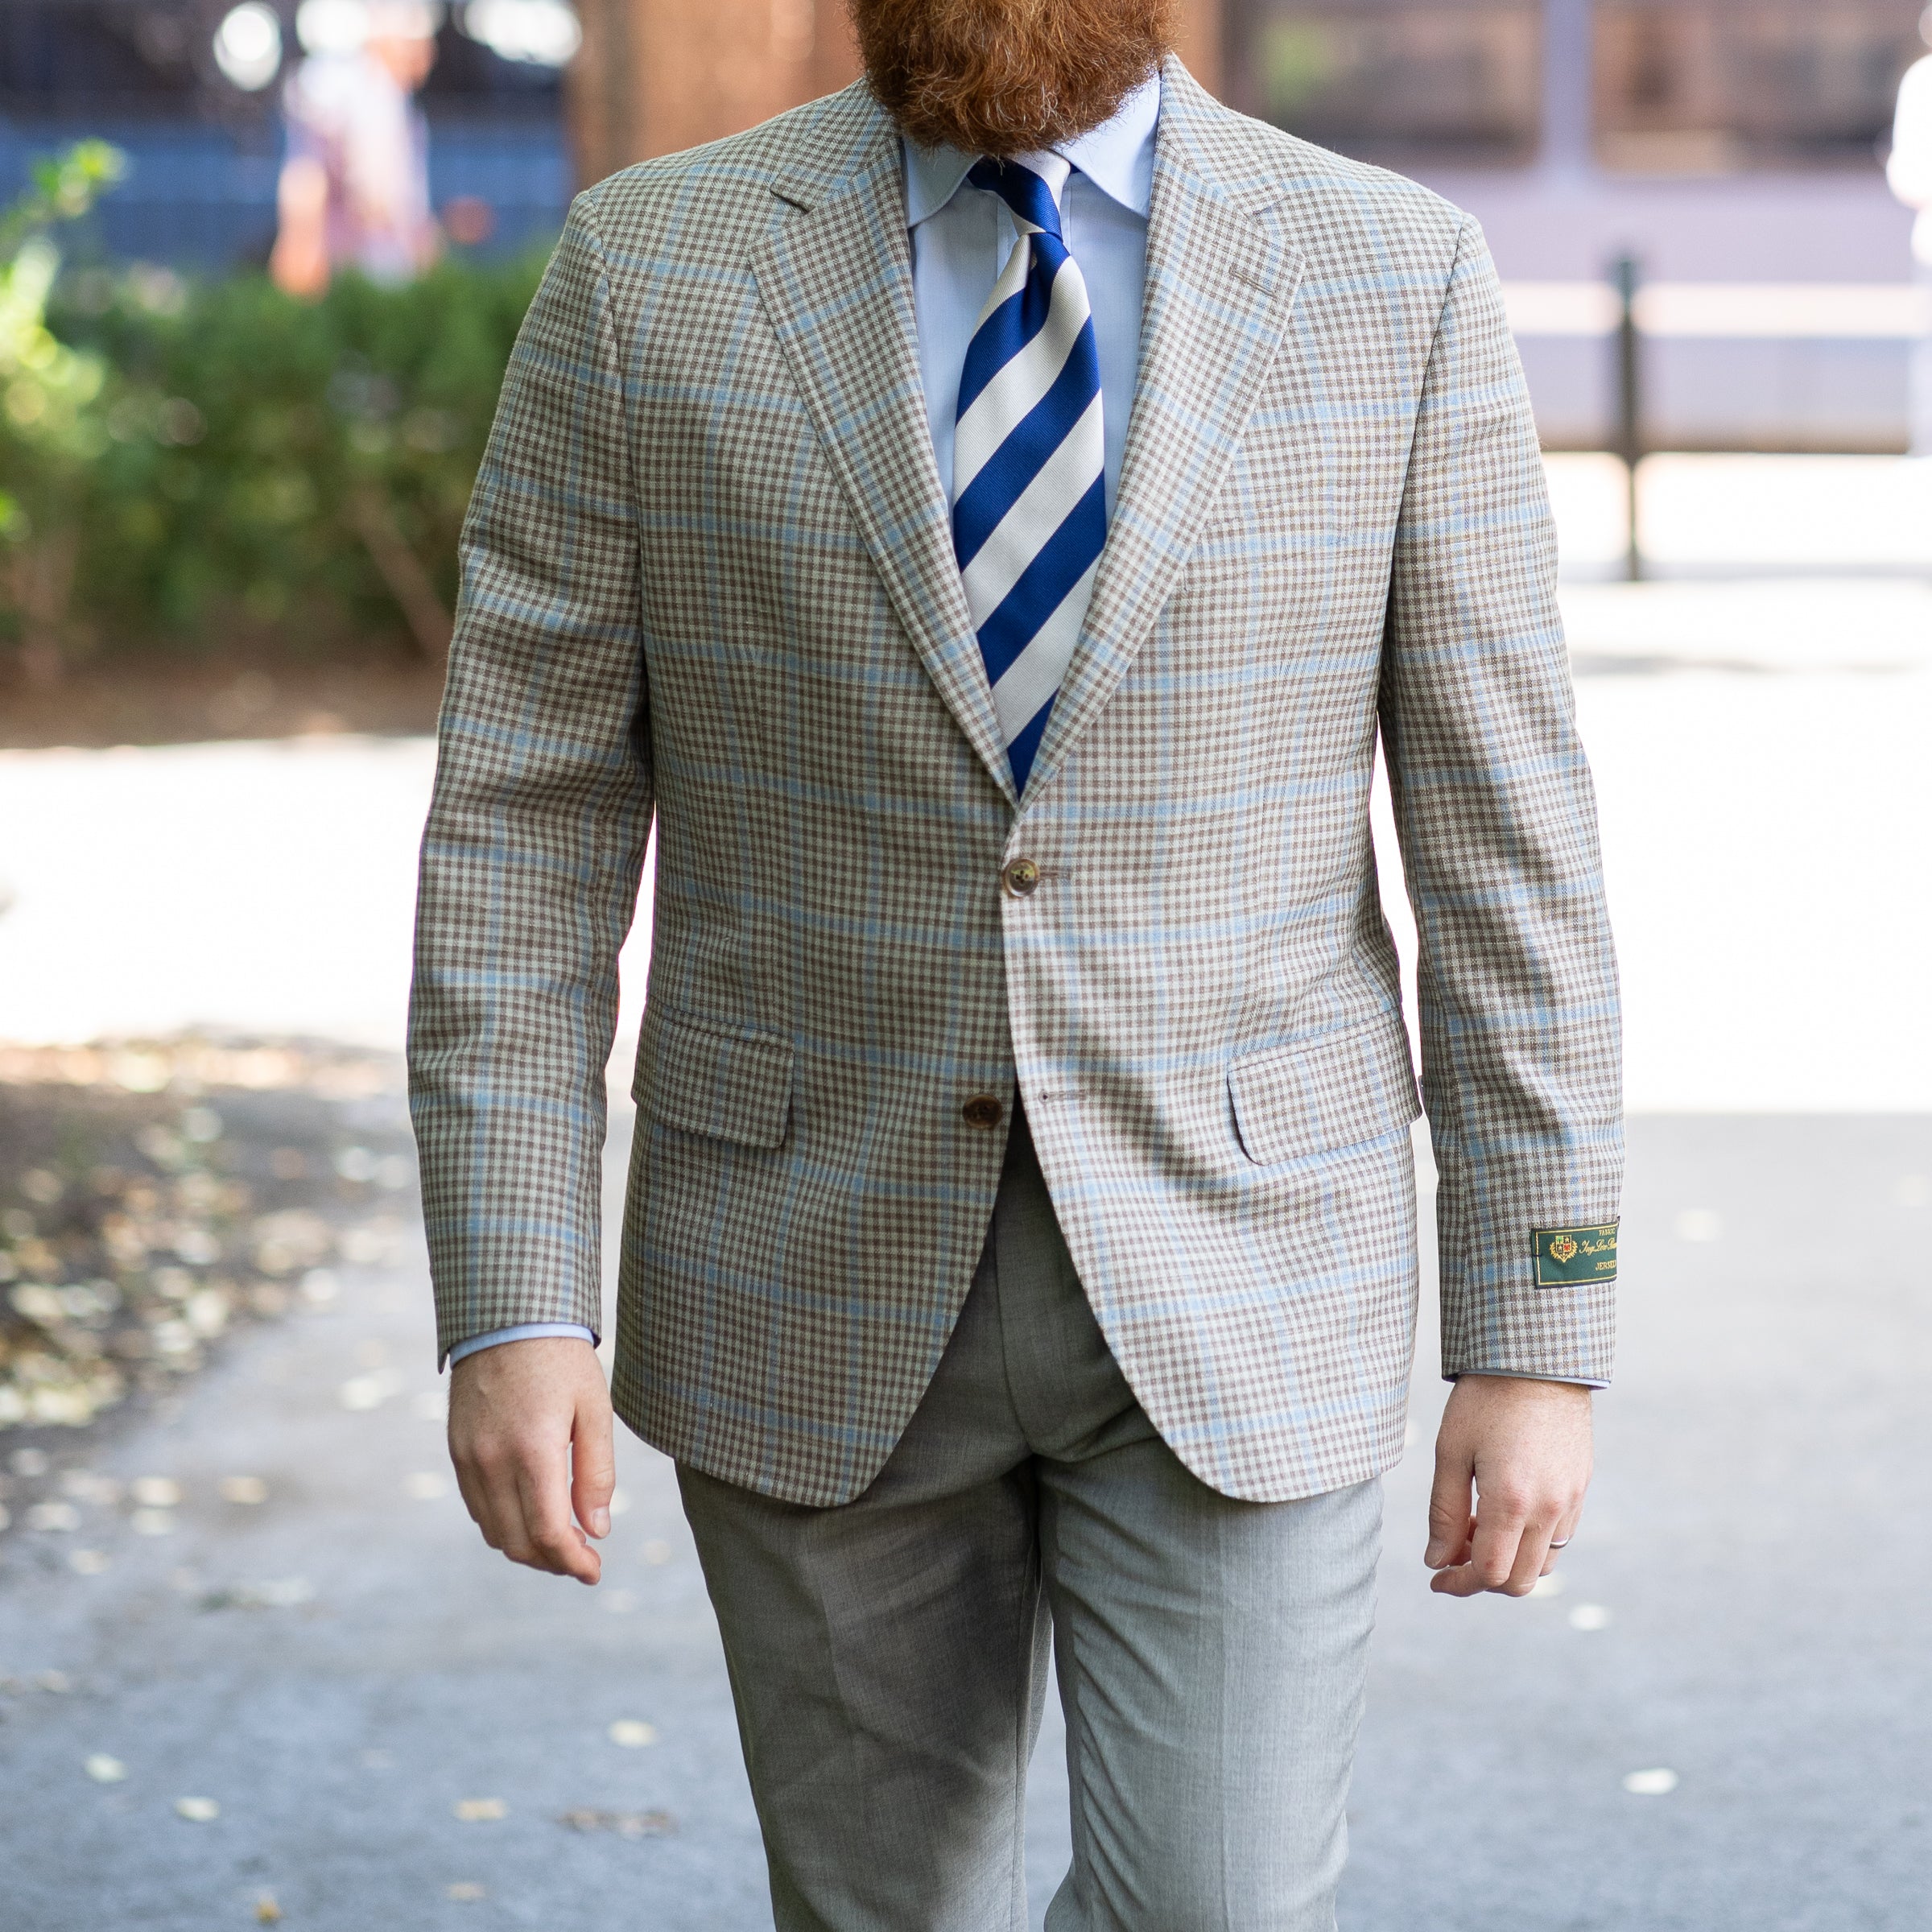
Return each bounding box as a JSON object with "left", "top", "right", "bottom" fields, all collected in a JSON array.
[
  {"left": 1505, "top": 1514, "right": 1558, "bottom": 1596},
  {"left": 1466, "top": 1493, "right": 1527, "bottom": 1593},
  {"left": 448, "top": 1429, "right": 504, "bottom": 1532},
  {"left": 1429, "top": 1515, "right": 1476, "bottom": 1574},
  {"left": 495, "top": 1460, "right": 563, "bottom": 1572},
  {"left": 473, "top": 1430, "right": 560, "bottom": 1569},
  {"left": 448, "top": 1433, "right": 512, "bottom": 1549},
  {"left": 571, "top": 1389, "right": 617, "bottom": 1541},
  {"left": 471, "top": 1447, "right": 530, "bottom": 1554},
  {"left": 513, "top": 1451, "right": 600, "bottom": 1584},
  {"left": 447, "top": 1391, "right": 509, "bottom": 1547},
  {"left": 1540, "top": 1501, "right": 1585, "bottom": 1575},
  {"left": 448, "top": 1447, "right": 493, "bottom": 1535},
  {"left": 1425, "top": 1461, "right": 1474, "bottom": 1570}
]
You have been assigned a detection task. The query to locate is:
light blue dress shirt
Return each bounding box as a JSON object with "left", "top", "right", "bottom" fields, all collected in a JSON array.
[
  {"left": 445, "top": 77, "right": 1163, "bottom": 1372},
  {"left": 905, "top": 72, "right": 1160, "bottom": 515}
]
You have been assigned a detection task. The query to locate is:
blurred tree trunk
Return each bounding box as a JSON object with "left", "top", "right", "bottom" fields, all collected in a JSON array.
[
  {"left": 346, "top": 490, "right": 452, "bottom": 662},
  {"left": 568, "top": 0, "right": 1223, "bottom": 181},
  {"left": 8, "top": 523, "right": 79, "bottom": 687}
]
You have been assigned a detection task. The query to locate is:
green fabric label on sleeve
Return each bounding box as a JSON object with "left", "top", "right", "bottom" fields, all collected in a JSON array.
[{"left": 1533, "top": 1223, "right": 1618, "bottom": 1287}]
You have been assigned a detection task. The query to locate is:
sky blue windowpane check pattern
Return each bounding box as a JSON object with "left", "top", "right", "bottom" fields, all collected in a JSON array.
[{"left": 952, "top": 156, "right": 1107, "bottom": 792}]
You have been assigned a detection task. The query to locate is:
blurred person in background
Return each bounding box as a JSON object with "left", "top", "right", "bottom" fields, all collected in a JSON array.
[
  {"left": 270, "top": 0, "right": 442, "bottom": 297},
  {"left": 1889, "top": 6, "right": 1932, "bottom": 454},
  {"left": 408, "top": 0, "right": 1623, "bottom": 1922}
]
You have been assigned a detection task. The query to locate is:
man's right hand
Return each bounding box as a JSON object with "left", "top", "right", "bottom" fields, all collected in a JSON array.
[{"left": 448, "top": 1337, "right": 615, "bottom": 1585}]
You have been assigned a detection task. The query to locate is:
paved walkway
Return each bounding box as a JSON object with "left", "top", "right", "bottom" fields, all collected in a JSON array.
[{"left": 2, "top": 1104, "right": 1926, "bottom": 1929}]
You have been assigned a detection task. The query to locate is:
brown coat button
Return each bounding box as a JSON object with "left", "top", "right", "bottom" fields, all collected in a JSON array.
[
  {"left": 960, "top": 1094, "right": 1004, "bottom": 1130},
  {"left": 1001, "top": 858, "right": 1040, "bottom": 897}
]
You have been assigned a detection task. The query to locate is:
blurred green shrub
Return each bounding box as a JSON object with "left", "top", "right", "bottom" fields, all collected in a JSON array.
[
  {"left": 1, "top": 143, "right": 125, "bottom": 680},
  {"left": 1, "top": 144, "right": 548, "bottom": 674}
]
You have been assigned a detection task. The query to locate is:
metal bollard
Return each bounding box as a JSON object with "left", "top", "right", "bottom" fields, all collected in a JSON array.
[{"left": 1612, "top": 254, "right": 1643, "bottom": 581}]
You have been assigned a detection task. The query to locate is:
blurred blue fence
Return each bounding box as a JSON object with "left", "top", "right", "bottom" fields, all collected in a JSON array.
[{"left": 0, "top": 114, "right": 570, "bottom": 269}]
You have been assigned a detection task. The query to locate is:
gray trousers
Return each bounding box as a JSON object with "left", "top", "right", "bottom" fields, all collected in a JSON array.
[{"left": 679, "top": 1109, "right": 1382, "bottom": 1932}]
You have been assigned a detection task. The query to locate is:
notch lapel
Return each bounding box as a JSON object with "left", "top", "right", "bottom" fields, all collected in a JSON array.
[
  {"left": 751, "top": 120, "right": 1017, "bottom": 808},
  {"left": 1024, "top": 61, "right": 1305, "bottom": 801}
]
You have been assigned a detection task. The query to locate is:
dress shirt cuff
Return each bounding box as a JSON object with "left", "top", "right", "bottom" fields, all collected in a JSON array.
[
  {"left": 446, "top": 1323, "right": 599, "bottom": 1367},
  {"left": 1448, "top": 1368, "right": 1609, "bottom": 1390}
]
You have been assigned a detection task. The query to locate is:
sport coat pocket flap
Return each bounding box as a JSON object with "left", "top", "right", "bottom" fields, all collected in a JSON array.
[
  {"left": 636, "top": 1008, "right": 795, "bottom": 1150},
  {"left": 1228, "top": 1019, "right": 1420, "bottom": 1167}
]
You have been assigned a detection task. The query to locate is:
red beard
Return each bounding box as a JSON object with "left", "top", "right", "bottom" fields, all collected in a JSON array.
[{"left": 849, "top": 0, "right": 1171, "bottom": 155}]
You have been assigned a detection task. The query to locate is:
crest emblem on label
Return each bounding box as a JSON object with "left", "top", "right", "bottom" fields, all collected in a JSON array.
[{"left": 1549, "top": 1235, "right": 1578, "bottom": 1264}]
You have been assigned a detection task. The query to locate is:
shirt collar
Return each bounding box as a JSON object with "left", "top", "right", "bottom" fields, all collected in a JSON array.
[{"left": 902, "top": 69, "right": 1161, "bottom": 229}]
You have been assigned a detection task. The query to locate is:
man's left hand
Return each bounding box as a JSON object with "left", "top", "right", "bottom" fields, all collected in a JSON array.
[{"left": 1424, "top": 1374, "right": 1593, "bottom": 1597}]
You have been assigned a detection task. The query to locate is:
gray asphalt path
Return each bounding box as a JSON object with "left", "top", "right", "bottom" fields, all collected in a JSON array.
[
  {"left": 1, "top": 1110, "right": 1926, "bottom": 1930},
  {"left": 1348, "top": 1115, "right": 1932, "bottom": 1932}
]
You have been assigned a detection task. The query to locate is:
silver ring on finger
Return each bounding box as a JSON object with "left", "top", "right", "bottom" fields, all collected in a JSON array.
[{"left": 1549, "top": 1537, "right": 1572, "bottom": 1550}]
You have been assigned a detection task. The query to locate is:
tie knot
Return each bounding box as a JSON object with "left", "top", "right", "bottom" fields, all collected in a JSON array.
[{"left": 967, "top": 154, "right": 1071, "bottom": 241}]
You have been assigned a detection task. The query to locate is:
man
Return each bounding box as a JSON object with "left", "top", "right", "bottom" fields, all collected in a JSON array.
[
  {"left": 408, "top": 0, "right": 1621, "bottom": 1919},
  {"left": 270, "top": 0, "right": 440, "bottom": 299}
]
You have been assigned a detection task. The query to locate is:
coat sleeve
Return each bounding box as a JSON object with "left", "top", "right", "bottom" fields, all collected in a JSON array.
[
  {"left": 1378, "top": 213, "right": 1624, "bottom": 1385},
  {"left": 407, "top": 190, "right": 653, "bottom": 1365}
]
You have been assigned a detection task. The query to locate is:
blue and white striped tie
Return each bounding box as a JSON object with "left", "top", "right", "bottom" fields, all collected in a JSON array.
[{"left": 952, "top": 154, "right": 1106, "bottom": 794}]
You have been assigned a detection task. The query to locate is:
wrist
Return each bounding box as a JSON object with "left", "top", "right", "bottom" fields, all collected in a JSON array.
[{"left": 1453, "top": 1372, "right": 1596, "bottom": 1398}]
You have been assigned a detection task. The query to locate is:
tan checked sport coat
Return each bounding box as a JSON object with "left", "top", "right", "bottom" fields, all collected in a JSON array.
[{"left": 409, "top": 60, "right": 1622, "bottom": 1506}]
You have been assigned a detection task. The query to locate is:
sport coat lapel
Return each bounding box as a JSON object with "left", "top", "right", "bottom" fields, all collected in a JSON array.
[
  {"left": 1024, "top": 60, "right": 1305, "bottom": 802},
  {"left": 751, "top": 94, "right": 1018, "bottom": 808}
]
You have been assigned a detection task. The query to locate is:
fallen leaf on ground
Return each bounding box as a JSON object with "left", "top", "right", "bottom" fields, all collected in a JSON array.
[
  {"left": 559, "top": 1808, "right": 676, "bottom": 1839},
  {"left": 175, "top": 1795, "right": 221, "bottom": 1821},
  {"left": 453, "top": 1798, "right": 506, "bottom": 1822},
  {"left": 254, "top": 1894, "right": 282, "bottom": 1922},
  {"left": 199, "top": 1577, "right": 316, "bottom": 1611},
  {"left": 608, "top": 1719, "right": 656, "bottom": 1748},
  {"left": 85, "top": 1754, "right": 127, "bottom": 1783}
]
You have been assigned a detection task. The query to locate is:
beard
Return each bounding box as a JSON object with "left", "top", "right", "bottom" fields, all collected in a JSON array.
[{"left": 849, "top": 0, "right": 1172, "bottom": 157}]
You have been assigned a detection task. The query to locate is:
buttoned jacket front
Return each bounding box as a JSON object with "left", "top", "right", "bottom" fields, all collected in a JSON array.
[{"left": 409, "top": 60, "right": 1624, "bottom": 1506}]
